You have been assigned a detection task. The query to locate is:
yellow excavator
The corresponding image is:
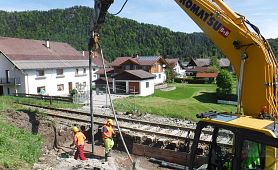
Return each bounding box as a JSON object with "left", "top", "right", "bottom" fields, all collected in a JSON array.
[{"left": 90, "top": 0, "right": 278, "bottom": 169}]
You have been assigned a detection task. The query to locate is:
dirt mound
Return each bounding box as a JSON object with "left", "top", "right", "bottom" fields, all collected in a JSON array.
[{"left": 3, "top": 109, "right": 72, "bottom": 150}]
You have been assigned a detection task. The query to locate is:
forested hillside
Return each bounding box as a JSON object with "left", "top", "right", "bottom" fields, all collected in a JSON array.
[{"left": 0, "top": 6, "right": 277, "bottom": 61}]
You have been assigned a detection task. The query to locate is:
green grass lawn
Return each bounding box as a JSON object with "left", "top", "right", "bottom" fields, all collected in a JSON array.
[
  {"left": 114, "top": 83, "right": 236, "bottom": 121},
  {"left": 0, "top": 120, "right": 42, "bottom": 169}
]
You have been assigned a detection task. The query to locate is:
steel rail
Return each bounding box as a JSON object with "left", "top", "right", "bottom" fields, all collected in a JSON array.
[{"left": 18, "top": 103, "right": 231, "bottom": 147}]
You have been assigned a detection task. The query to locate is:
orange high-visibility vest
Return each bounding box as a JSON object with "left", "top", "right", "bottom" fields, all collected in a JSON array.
[
  {"left": 102, "top": 125, "right": 113, "bottom": 139},
  {"left": 74, "top": 132, "right": 86, "bottom": 146}
]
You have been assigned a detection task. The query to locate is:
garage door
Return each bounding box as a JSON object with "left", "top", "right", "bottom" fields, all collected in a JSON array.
[
  {"left": 115, "top": 82, "right": 126, "bottom": 94},
  {"left": 129, "top": 82, "right": 140, "bottom": 94}
]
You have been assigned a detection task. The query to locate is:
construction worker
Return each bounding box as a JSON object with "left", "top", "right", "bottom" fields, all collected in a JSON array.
[
  {"left": 259, "top": 105, "right": 272, "bottom": 119},
  {"left": 101, "top": 119, "right": 115, "bottom": 161},
  {"left": 70, "top": 126, "right": 87, "bottom": 160}
]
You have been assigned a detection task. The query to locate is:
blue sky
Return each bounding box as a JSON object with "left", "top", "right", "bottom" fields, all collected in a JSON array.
[{"left": 1, "top": 0, "right": 277, "bottom": 38}]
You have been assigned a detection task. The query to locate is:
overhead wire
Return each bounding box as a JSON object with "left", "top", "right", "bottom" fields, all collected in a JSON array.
[{"left": 111, "top": 0, "right": 129, "bottom": 15}]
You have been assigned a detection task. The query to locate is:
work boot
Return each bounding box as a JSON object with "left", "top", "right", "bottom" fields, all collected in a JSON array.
[{"left": 104, "top": 153, "right": 108, "bottom": 162}]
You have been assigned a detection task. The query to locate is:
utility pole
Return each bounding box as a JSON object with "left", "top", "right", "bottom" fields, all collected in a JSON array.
[
  {"left": 89, "top": 49, "right": 95, "bottom": 154},
  {"left": 88, "top": 0, "right": 114, "bottom": 154}
]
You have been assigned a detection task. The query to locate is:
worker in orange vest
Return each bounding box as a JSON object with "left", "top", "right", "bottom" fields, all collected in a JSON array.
[
  {"left": 101, "top": 119, "right": 115, "bottom": 161},
  {"left": 259, "top": 105, "right": 272, "bottom": 119},
  {"left": 70, "top": 126, "right": 87, "bottom": 160}
]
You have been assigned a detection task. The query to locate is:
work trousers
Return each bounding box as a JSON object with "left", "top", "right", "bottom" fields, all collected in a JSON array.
[
  {"left": 74, "top": 145, "right": 86, "bottom": 160},
  {"left": 103, "top": 138, "right": 114, "bottom": 154}
]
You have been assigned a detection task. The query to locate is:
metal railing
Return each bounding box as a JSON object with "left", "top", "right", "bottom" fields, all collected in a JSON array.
[
  {"left": 14, "top": 93, "right": 73, "bottom": 103},
  {"left": 0, "top": 78, "right": 21, "bottom": 85}
]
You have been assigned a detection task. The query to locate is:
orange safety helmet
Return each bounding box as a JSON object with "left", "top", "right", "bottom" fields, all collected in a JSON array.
[
  {"left": 261, "top": 106, "right": 268, "bottom": 113},
  {"left": 106, "top": 119, "right": 113, "bottom": 125}
]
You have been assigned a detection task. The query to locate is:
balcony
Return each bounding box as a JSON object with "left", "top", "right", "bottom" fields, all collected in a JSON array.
[{"left": 0, "top": 78, "right": 21, "bottom": 85}]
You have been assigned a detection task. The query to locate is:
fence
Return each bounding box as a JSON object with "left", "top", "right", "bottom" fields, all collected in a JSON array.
[
  {"left": 14, "top": 93, "right": 73, "bottom": 103},
  {"left": 73, "top": 91, "right": 90, "bottom": 104}
]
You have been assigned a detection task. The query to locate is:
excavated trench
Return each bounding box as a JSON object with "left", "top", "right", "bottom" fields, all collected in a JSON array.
[{"left": 3, "top": 109, "right": 207, "bottom": 169}]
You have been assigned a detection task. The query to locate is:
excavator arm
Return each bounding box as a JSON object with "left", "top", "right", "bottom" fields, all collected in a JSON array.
[
  {"left": 88, "top": 0, "right": 114, "bottom": 52},
  {"left": 174, "top": 0, "right": 277, "bottom": 117}
]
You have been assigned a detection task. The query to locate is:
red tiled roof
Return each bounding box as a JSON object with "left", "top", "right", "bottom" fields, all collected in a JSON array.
[
  {"left": 166, "top": 58, "right": 179, "bottom": 65},
  {"left": 95, "top": 68, "right": 114, "bottom": 74},
  {"left": 196, "top": 72, "right": 218, "bottom": 78},
  {"left": 110, "top": 57, "right": 132, "bottom": 66},
  {"left": 187, "top": 67, "right": 209, "bottom": 72},
  {"left": 111, "top": 56, "right": 167, "bottom": 66},
  {"left": 114, "top": 70, "right": 155, "bottom": 80},
  {"left": 0, "top": 37, "right": 85, "bottom": 60}
]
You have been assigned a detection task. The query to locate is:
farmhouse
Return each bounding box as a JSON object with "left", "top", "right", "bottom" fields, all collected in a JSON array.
[
  {"left": 186, "top": 57, "right": 233, "bottom": 77},
  {"left": 0, "top": 37, "right": 98, "bottom": 96},
  {"left": 111, "top": 56, "right": 167, "bottom": 85},
  {"left": 165, "top": 58, "right": 186, "bottom": 77},
  {"left": 113, "top": 70, "right": 155, "bottom": 96}
]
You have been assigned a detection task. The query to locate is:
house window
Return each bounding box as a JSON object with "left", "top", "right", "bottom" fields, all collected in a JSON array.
[
  {"left": 37, "top": 70, "right": 44, "bottom": 76},
  {"left": 56, "top": 69, "right": 63, "bottom": 75},
  {"left": 7, "top": 88, "right": 10, "bottom": 95},
  {"left": 93, "top": 68, "right": 96, "bottom": 71},
  {"left": 147, "top": 66, "right": 151, "bottom": 72},
  {"left": 146, "top": 82, "right": 149, "bottom": 88},
  {"left": 83, "top": 82, "right": 86, "bottom": 88},
  {"left": 75, "top": 68, "right": 79, "bottom": 75},
  {"left": 142, "top": 66, "right": 146, "bottom": 71},
  {"left": 75, "top": 82, "right": 79, "bottom": 89},
  {"left": 159, "top": 74, "right": 161, "bottom": 79},
  {"left": 93, "top": 75, "right": 97, "bottom": 78},
  {"left": 37, "top": 86, "right": 45, "bottom": 94},
  {"left": 125, "top": 65, "right": 131, "bottom": 70},
  {"left": 57, "top": 84, "right": 64, "bottom": 91},
  {"left": 83, "top": 68, "right": 86, "bottom": 74}
]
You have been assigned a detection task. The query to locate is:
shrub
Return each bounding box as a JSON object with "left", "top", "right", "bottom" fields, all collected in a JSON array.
[
  {"left": 187, "top": 79, "right": 206, "bottom": 84},
  {"left": 174, "top": 77, "right": 187, "bottom": 83},
  {"left": 69, "top": 89, "right": 78, "bottom": 96},
  {"left": 216, "top": 69, "right": 233, "bottom": 99}
]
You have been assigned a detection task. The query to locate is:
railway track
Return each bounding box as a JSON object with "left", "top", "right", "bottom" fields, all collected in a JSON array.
[{"left": 18, "top": 103, "right": 232, "bottom": 146}]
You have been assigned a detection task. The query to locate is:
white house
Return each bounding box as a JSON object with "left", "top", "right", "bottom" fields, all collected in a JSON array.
[
  {"left": 165, "top": 58, "right": 186, "bottom": 77},
  {"left": 0, "top": 37, "right": 98, "bottom": 96},
  {"left": 113, "top": 70, "right": 155, "bottom": 96}
]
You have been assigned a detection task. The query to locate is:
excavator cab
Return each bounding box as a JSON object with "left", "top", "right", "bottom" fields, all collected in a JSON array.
[{"left": 189, "top": 112, "right": 278, "bottom": 170}]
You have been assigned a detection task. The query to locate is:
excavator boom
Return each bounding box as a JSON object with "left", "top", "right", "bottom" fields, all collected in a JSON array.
[
  {"left": 90, "top": 0, "right": 278, "bottom": 169},
  {"left": 175, "top": 0, "right": 277, "bottom": 117}
]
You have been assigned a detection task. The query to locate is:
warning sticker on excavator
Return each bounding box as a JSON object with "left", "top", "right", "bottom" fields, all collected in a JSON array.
[{"left": 219, "top": 26, "right": 231, "bottom": 38}]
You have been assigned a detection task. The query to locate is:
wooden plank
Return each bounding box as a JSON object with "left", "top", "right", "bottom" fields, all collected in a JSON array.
[{"left": 132, "top": 143, "right": 207, "bottom": 166}]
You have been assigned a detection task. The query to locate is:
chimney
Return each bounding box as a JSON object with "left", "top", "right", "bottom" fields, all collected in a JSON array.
[
  {"left": 132, "top": 54, "right": 139, "bottom": 58},
  {"left": 45, "top": 40, "right": 50, "bottom": 48}
]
